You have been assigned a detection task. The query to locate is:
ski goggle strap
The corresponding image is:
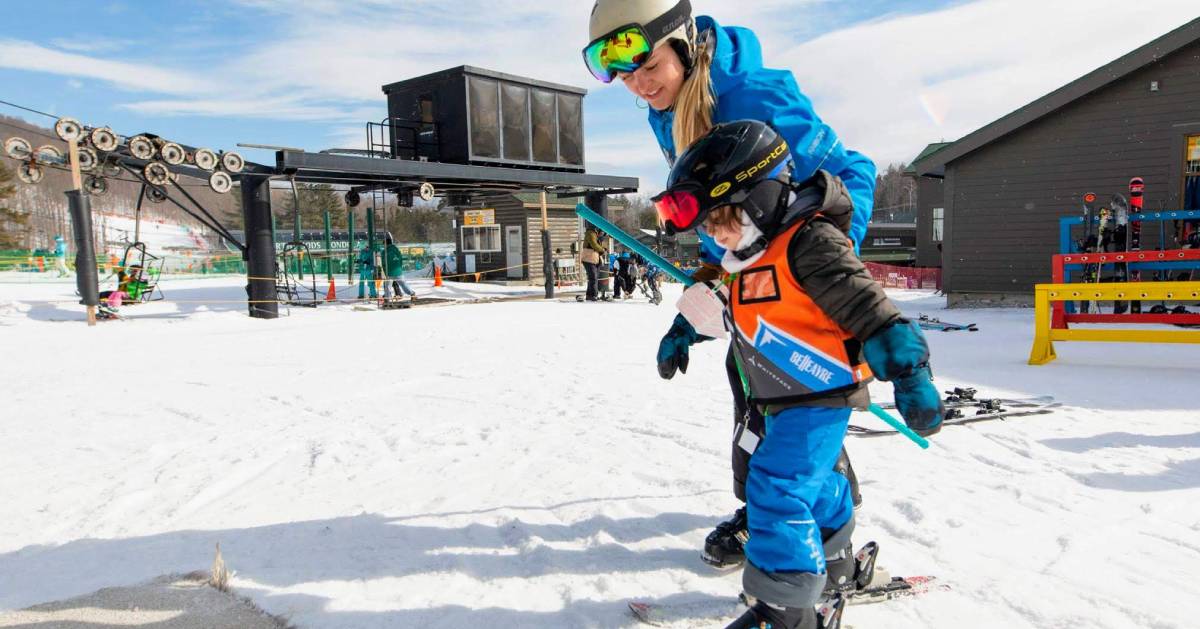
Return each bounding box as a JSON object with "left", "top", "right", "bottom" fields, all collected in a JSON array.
[
  {"left": 582, "top": 0, "right": 692, "bottom": 83},
  {"left": 652, "top": 188, "right": 702, "bottom": 234}
]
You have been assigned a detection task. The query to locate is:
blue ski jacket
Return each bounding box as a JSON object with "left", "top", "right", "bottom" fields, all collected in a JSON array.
[{"left": 647, "top": 16, "right": 876, "bottom": 264}]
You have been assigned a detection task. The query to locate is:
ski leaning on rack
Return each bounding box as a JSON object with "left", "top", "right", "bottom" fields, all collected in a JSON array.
[
  {"left": 1129, "top": 177, "right": 1145, "bottom": 313},
  {"left": 1079, "top": 192, "right": 1099, "bottom": 313}
]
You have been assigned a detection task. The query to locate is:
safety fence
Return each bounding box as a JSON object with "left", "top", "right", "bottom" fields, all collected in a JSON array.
[{"left": 864, "top": 262, "right": 942, "bottom": 290}]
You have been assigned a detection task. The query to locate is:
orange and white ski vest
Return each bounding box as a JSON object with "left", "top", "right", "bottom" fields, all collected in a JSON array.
[{"left": 727, "top": 220, "right": 872, "bottom": 404}]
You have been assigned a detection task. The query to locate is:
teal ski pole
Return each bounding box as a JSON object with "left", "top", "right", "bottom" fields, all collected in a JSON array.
[{"left": 575, "top": 202, "right": 929, "bottom": 450}]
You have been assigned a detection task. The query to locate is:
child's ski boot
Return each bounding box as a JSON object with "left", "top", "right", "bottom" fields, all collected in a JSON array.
[
  {"left": 702, "top": 506, "right": 748, "bottom": 568},
  {"left": 724, "top": 596, "right": 843, "bottom": 629}
]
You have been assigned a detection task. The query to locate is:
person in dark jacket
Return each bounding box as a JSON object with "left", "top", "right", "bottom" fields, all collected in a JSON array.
[
  {"left": 613, "top": 251, "right": 636, "bottom": 299},
  {"left": 581, "top": 225, "right": 606, "bottom": 301},
  {"left": 653, "top": 121, "right": 942, "bottom": 629}
]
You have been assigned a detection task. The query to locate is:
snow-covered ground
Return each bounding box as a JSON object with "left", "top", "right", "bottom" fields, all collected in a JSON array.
[{"left": 1, "top": 276, "right": 1197, "bottom": 628}]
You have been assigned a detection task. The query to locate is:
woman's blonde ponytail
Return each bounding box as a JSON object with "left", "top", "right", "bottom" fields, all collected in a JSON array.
[{"left": 671, "top": 31, "right": 716, "bottom": 154}]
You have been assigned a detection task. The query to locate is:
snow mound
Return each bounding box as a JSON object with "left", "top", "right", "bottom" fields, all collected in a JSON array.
[{"left": 0, "top": 572, "right": 288, "bottom": 628}]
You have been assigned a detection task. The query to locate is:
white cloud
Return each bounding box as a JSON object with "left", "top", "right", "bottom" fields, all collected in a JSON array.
[
  {"left": 0, "top": 39, "right": 214, "bottom": 95},
  {"left": 583, "top": 131, "right": 669, "bottom": 192},
  {"left": 120, "top": 97, "right": 375, "bottom": 122},
  {"left": 48, "top": 37, "right": 135, "bottom": 54},
  {"left": 776, "top": 0, "right": 1200, "bottom": 166}
]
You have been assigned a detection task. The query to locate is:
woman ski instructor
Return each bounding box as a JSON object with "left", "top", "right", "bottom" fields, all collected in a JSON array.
[{"left": 582, "top": 1, "right": 879, "bottom": 626}]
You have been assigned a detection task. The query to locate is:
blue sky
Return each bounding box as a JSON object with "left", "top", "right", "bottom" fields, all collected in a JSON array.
[{"left": 2, "top": 1, "right": 1196, "bottom": 192}]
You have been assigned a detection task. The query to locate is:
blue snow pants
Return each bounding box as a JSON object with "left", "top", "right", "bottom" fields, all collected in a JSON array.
[
  {"left": 358, "top": 267, "right": 377, "bottom": 299},
  {"left": 743, "top": 405, "right": 854, "bottom": 607}
]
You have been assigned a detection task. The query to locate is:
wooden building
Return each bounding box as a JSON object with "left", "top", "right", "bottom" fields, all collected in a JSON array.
[
  {"left": 452, "top": 194, "right": 627, "bottom": 282},
  {"left": 911, "top": 18, "right": 1200, "bottom": 305}
]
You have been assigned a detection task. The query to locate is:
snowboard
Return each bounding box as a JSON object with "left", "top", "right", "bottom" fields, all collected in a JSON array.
[{"left": 1111, "top": 194, "right": 1130, "bottom": 314}]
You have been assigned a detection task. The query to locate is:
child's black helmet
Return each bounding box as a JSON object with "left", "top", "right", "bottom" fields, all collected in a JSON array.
[{"left": 652, "top": 119, "right": 793, "bottom": 236}]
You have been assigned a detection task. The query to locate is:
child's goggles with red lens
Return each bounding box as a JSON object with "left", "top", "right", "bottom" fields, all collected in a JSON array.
[{"left": 652, "top": 188, "right": 704, "bottom": 235}]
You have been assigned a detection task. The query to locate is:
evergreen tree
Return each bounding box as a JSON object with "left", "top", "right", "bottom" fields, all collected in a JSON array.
[
  {"left": 298, "top": 183, "right": 346, "bottom": 229},
  {"left": 383, "top": 205, "right": 453, "bottom": 243}
]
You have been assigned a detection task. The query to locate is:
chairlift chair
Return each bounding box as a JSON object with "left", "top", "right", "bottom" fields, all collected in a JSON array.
[{"left": 117, "top": 242, "right": 165, "bottom": 303}]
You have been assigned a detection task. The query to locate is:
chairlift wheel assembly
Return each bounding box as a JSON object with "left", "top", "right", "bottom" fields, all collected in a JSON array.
[
  {"left": 17, "top": 162, "right": 43, "bottom": 184},
  {"left": 89, "top": 127, "right": 119, "bottom": 152},
  {"left": 54, "top": 117, "right": 84, "bottom": 142},
  {"left": 35, "top": 145, "right": 63, "bottom": 164},
  {"left": 128, "top": 135, "right": 155, "bottom": 160},
  {"left": 77, "top": 146, "right": 99, "bottom": 172},
  {"left": 159, "top": 142, "right": 186, "bottom": 166},
  {"left": 101, "top": 158, "right": 122, "bottom": 177},
  {"left": 208, "top": 170, "right": 233, "bottom": 194},
  {"left": 345, "top": 189, "right": 361, "bottom": 207},
  {"left": 419, "top": 182, "right": 435, "bottom": 201},
  {"left": 85, "top": 175, "right": 108, "bottom": 196},
  {"left": 4, "top": 136, "right": 32, "bottom": 160},
  {"left": 193, "top": 148, "right": 218, "bottom": 171},
  {"left": 146, "top": 186, "right": 168, "bottom": 203},
  {"left": 220, "top": 151, "right": 245, "bottom": 173},
  {"left": 143, "top": 161, "right": 171, "bottom": 186}
]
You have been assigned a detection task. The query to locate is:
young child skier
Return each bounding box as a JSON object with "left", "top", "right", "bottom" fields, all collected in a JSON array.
[{"left": 653, "top": 119, "right": 944, "bottom": 629}]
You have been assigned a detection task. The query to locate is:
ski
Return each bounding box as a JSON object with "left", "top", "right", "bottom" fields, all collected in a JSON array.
[
  {"left": 628, "top": 598, "right": 743, "bottom": 627},
  {"left": 1129, "top": 178, "right": 1144, "bottom": 313},
  {"left": 917, "top": 314, "right": 977, "bottom": 332},
  {"left": 628, "top": 576, "right": 944, "bottom": 626},
  {"left": 1079, "top": 192, "right": 1098, "bottom": 313},
  {"left": 845, "top": 575, "right": 944, "bottom": 605},
  {"left": 877, "top": 388, "right": 1054, "bottom": 411},
  {"left": 849, "top": 403, "right": 1060, "bottom": 437}
]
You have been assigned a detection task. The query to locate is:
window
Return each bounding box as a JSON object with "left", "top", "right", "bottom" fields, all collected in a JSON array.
[
  {"left": 1185, "top": 135, "right": 1200, "bottom": 211},
  {"left": 462, "top": 225, "right": 501, "bottom": 253},
  {"left": 931, "top": 207, "right": 944, "bottom": 242}
]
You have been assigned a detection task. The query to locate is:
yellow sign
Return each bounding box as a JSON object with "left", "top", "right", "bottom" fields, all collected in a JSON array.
[
  {"left": 463, "top": 209, "right": 495, "bottom": 226},
  {"left": 1188, "top": 136, "right": 1200, "bottom": 161}
]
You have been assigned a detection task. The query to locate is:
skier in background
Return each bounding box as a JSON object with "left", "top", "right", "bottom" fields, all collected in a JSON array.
[
  {"left": 383, "top": 236, "right": 417, "bottom": 302},
  {"left": 613, "top": 251, "right": 636, "bottom": 299},
  {"left": 643, "top": 258, "right": 663, "bottom": 304},
  {"left": 653, "top": 120, "right": 941, "bottom": 629},
  {"left": 583, "top": 0, "right": 877, "bottom": 574},
  {"left": 52, "top": 235, "right": 69, "bottom": 277},
  {"left": 356, "top": 245, "right": 378, "bottom": 300}
]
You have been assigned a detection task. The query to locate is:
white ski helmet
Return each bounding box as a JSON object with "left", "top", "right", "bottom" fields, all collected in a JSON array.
[{"left": 584, "top": 0, "right": 695, "bottom": 83}]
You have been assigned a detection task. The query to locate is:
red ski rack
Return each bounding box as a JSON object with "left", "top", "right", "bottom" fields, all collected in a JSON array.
[{"left": 1050, "top": 249, "right": 1200, "bottom": 328}]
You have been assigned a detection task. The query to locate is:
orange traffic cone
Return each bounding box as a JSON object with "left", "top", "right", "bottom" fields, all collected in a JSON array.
[
  {"left": 433, "top": 265, "right": 443, "bottom": 287},
  {"left": 326, "top": 278, "right": 337, "bottom": 301}
]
